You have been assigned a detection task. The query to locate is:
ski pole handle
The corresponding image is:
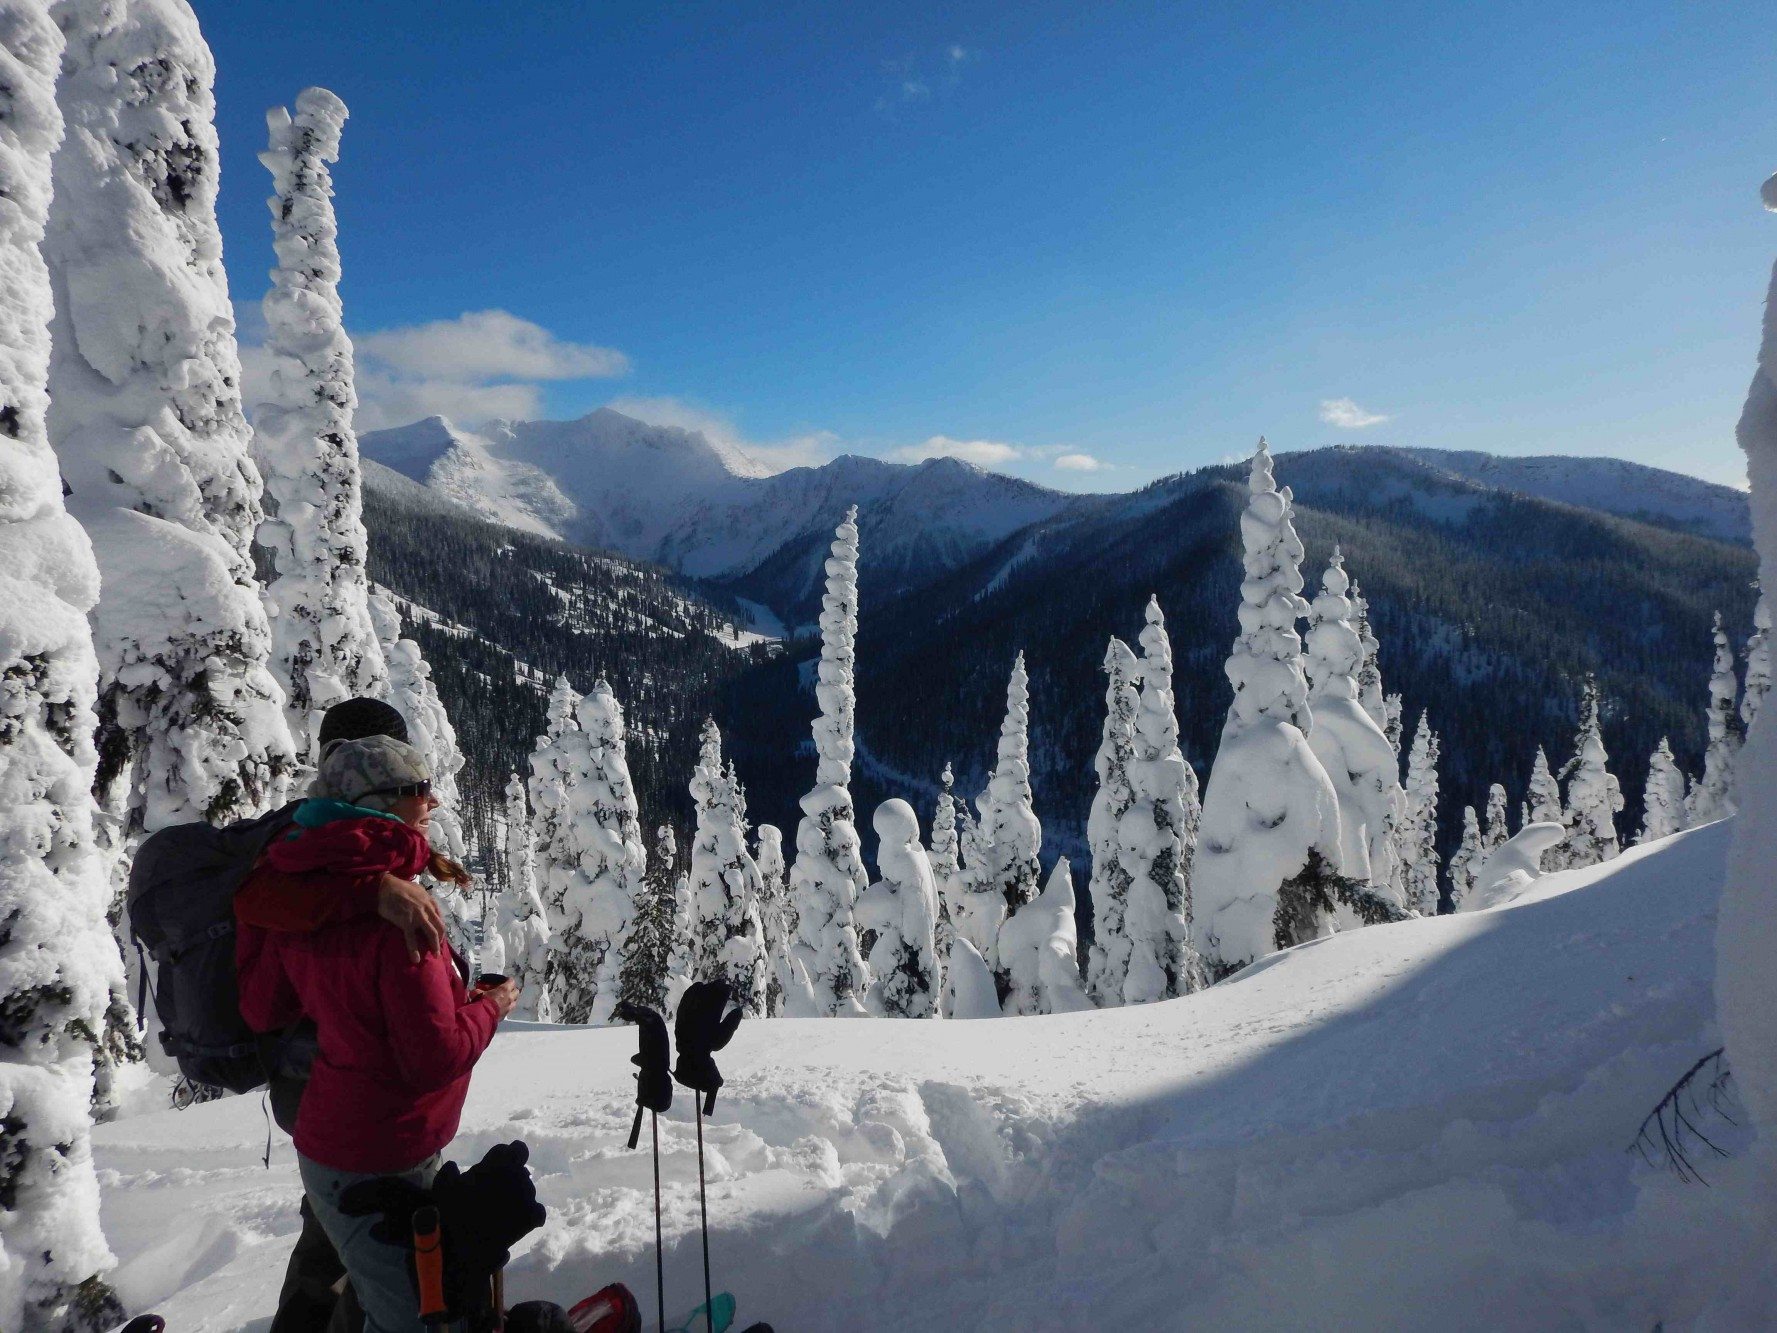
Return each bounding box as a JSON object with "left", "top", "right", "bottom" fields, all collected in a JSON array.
[
  {"left": 412, "top": 1205, "right": 450, "bottom": 1325},
  {"left": 627, "top": 1101, "right": 644, "bottom": 1150}
]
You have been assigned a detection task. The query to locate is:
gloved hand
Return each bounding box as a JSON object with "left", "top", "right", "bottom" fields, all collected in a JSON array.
[
  {"left": 338, "top": 1141, "right": 545, "bottom": 1325},
  {"left": 612, "top": 1000, "right": 672, "bottom": 1149},
  {"left": 673, "top": 980, "right": 743, "bottom": 1114}
]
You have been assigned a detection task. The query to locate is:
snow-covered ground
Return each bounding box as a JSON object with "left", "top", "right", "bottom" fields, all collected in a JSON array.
[{"left": 94, "top": 822, "right": 1766, "bottom": 1331}]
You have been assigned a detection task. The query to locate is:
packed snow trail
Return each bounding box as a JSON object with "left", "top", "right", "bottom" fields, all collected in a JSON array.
[{"left": 93, "top": 824, "right": 1757, "bottom": 1330}]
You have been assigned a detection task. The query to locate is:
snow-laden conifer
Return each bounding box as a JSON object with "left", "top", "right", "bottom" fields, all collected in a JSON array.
[
  {"left": 996, "top": 859, "right": 1093, "bottom": 1015},
  {"left": 1744, "top": 592, "right": 1772, "bottom": 735},
  {"left": 789, "top": 508, "right": 870, "bottom": 1014},
  {"left": 1447, "top": 807, "right": 1483, "bottom": 912},
  {"left": 753, "top": 824, "right": 792, "bottom": 1016},
  {"left": 0, "top": 12, "right": 125, "bottom": 1322},
  {"left": 1687, "top": 612, "right": 1741, "bottom": 825},
  {"left": 927, "top": 764, "right": 964, "bottom": 975},
  {"left": 369, "top": 590, "right": 471, "bottom": 948},
  {"left": 856, "top": 800, "right": 941, "bottom": 1018},
  {"left": 48, "top": 0, "right": 297, "bottom": 849},
  {"left": 1638, "top": 739, "right": 1688, "bottom": 845},
  {"left": 1523, "top": 746, "right": 1563, "bottom": 838},
  {"left": 947, "top": 785, "right": 1006, "bottom": 971},
  {"left": 1557, "top": 677, "right": 1624, "bottom": 869},
  {"left": 1084, "top": 637, "right": 1139, "bottom": 1007},
  {"left": 1352, "top": 577, "right": 1390, "bottom": 738},
  {"left": 1482, "top": 783, "right": 1510, "bottom": 852},
  {"left": 1383, "top": 695, "right": 1405, "bottom": 756},
  {"left": 943, "top": 939, "right": 1002, "bottom": 1020},
  {"left": 253, "top": 88, "right": 384, "bottom": 755},
  {"left": 1401, "top": 713, "right": 1442, "bottom": 916},
  {"left": 495, "top": 773, "right": 551, "bottom": 1020},
  {"left": 687, "top": 721, "right": 767, "bottom": 1014},
  {"left": 1304, "top": 548, "right": 1408, "bottom": 909},
  {"left": 978, "top": 654, "right": 1043, "bottom": 920},
  {"left": 1196, "top": 440, "right": 1344, "bottom": 972},
  {"left": 1123, "top": 599, "right": 1201, "bottom": 999},
  {"left": 619, "top": 824, "right": 684, "bottom": 1016}
]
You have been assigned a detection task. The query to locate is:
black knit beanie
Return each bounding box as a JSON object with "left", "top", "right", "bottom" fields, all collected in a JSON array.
[{"left": 317, "top": 697, "right": 410, "bottom": 747}]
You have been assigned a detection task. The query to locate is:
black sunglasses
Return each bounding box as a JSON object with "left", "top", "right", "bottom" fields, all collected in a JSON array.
[{"left": 365, "top": 779, "right": 432, "bottom": 800}]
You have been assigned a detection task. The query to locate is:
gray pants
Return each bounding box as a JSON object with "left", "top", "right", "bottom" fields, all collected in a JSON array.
[{"left": 298, "top": 1152, "right": 442, "bottom": 1333}]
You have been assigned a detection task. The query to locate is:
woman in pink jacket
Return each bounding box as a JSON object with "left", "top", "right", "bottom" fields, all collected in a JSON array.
[{"left": 238, "top": 735, "right": 519, "bottom": 1333}]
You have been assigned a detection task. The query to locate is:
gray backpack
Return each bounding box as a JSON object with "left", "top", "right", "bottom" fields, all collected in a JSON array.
[{"left": 127, "top": 805, "right": 295, "bottom": 1094}]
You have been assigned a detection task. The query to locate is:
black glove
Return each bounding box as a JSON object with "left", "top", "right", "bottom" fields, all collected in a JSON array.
[
  {"left": 338, "top": 1141, "right": 545, "bottom": 1326},
  {"left": 612, "top": 1000, "right": 673, "bottom": 1148},
  {"left": 673, "top": 980, "right": 743, "bottom": 1114}
]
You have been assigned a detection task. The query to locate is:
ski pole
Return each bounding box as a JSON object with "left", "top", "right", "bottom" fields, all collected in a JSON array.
[
  {"left": 695, "top": 1100, "right": 713, "bottom": 1333},
  {"left": 652, "top": 1109, "right": 666, "bottom": 1333},
  {"left": 413, "top": 1205, "right": 450, "bottom": 1326}
]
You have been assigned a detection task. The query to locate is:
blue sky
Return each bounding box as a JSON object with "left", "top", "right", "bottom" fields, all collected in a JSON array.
[{"left": 204, "top": 1, "right": 1777, "bottom": 490}]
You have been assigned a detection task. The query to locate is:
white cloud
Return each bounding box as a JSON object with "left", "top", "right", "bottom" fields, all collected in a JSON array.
[
  {"left": 606, "top": 395, "right": 837, "bottom": 475},
  {"left": 1318, "top": 397, "right": 1391, "bottom": 430},
  {"left": 889, "top": 435, "right": 1023, "bottom": 466},
  {"left": 1054, "top": 452, "right": 1107, "bottom": 472},
  {"left": 355, "top": 309, "right": 629, "bottom": 382}
]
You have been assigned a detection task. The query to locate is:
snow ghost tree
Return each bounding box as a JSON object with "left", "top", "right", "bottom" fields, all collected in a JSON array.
[
  {"left": 1557, "top": 676, "right": 1624, "bottom": 869},
  {"left": 1638, "top": 739, "right": 1688, "bottom": 845},
  {"left": 531, "top": 677, "right": 647, "bottom": 1024},
  {"left": 1522, "top": 746, "right": 1563, "bottom": 843},
  {"left": 686, "top": 721, "right": 767, "bottom": 1015},
  {"left": 1195, "top": 441, "right": 1345, "bottom": 974},
  {"left": 997, "top": 859, "right": 1094, "bottom": 1016},
  {"left": 1744, "top": 591, "right": 1772, "bottom": 735},
  {"left": 369, "top": 591, "right": 471, "bottom": 950},
  {"left": 789, "top": 508, "right": 870, "bottom": 1014},
  {"left": 1482, "top": 784, "right": 1511, "bottom": 852},
  {"left": 495, "top": 773, "right": 551, "bottom": 1020},
  {"left": 1401, "top": 712, "right": 1442, "bottom": 916},
  {"left": 1084, "top": 637, "right": 1140, "bottom": 1007},
  {"left": 253, "top": 88, "right": 384, "bottom": 756},
  {"left": 1303, "top": 548, "right": 1407, "bottom": 909},
  {"left": 753, "top": 823, "right": 792, "bottom": 1017},
  {"left": 978, "top": 654, "right": 1043, "bottom": 914},
  {"left": 947, "top": 780, "right": 1006, "bottom": 971},
  {"left": 1447, "top": 807, "right": 1483, "bottom": 912},
  {"left": 1716, "top": 176, "right": 1777, "bottom": 1181},
  {"left": 856, "top": 800, "right": 941, "bottom": 1018},
  {"left": 1124, "top": 600, "right": 1201, "bottom": 1000},
  {"left": 1351, "top": 577, "right": 1390, "bottom": 739},
  {"left": 1687, "top": 611, "right": 1741, "bottom": 825},
  {"left": 0, "top": 10, "right": 126, "bottom": 1324},
  {"left": 620, "top": 824, "right": 686, "bottom": 1017},
  {"left": 926, "top": 764, "right": 965, "bottom": 974},
  {"left": 47, "top": 0, "right": 297, "bottom": 848}
]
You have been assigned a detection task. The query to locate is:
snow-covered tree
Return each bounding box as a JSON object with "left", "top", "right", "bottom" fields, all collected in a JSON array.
[
  {"left": 686, "top": 721, "right": 767, "bottom": 1015},
  {"left": 1482, "top": 784, "right": 1511, "bottom": 852},
  {"left": 943, "top": 939, "right": 1002, "bottom": 1020},
  {"left": 1447, "top": 807, "right": 1483, "bottom": 912},
  {"left": 619, "top": 823, "right": 685, "bottom": 1016},
  {"left": 788, "top": 508, "right": 870, "bottom": 1015},
  {"left": 1557, "top": 676, "right": 1624, "bottom": 869},
  {"left": 493, "top": 773, "right": 551, "bottom": 1020},
  {"left": 1521, "top": 745, "right": 1563, "bottom": 844},
  {"left": 1196, "top": 440, "right": 1344, "bottom": 973},
  {"left": 1351, "top": 577, "right": 1390, "bottom": 738},
  {"left": 1401, "top": 713, "right": 1442, "bottom": 916},
  {"left": 252, "top": 87, "right": 384, "bottom": 756},
  {"left": 1744, "top": 591, "right": 1771, "bottom": 735},
  {"left": 1687, "top": 611, "right": 1741, "bottom": 825},
  {"left": 1638, "top": 739, "right": 1688, "bottom": 845},
  {"left": 0, "top": 11, "right": 125, "bottom": 1322},
  {"left": 856, "top": 800, "right": 941, "bottom": 1018},
  {"left": 946, "top": 782, "right": 1005, "bottom": 971},
  {"left": 1304, "top": 548, "right": 1408, "bottom": 910},
  {"left": 369, "top": 591, "right": 471, "bottom": 948},
  {"left": 977, "top": 654, "right": 1043, "bottom": 919},
  {"left": 750, "top": 824, "right": 791, "bottom": 1016},
  {"left": 927, "top": 764, "right": 964, "bottom": 974},
  {"left": 997, "top": 859, "right": 1093, "bottom": 1016},
  {"left": 48, "top": 0, "right": 297, "bottom": 847},
  {"left": 1084, "top": 638, "right": 1139, "bottom": 1007},
  {"left": 531, "top": 679, "right": 646, "bottom": 1024},
  {"left": 1124, "top": 600, "right": 1201, "bottom": 1000}
]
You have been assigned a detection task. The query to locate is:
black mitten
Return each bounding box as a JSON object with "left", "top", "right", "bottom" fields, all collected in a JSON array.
[
  {"left": 431, "top": 1140, "right": 547, "bottom": 1285},
  {"left": 612, "top": 1000, "right": 673, "bottom": 1148},
  {"left": 673, "top": 980, "right": 743, "bottom": 1114}
]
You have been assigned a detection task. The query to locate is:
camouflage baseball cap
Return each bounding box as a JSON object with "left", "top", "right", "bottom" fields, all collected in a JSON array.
[{"left": 313, "top": 734, "right": 432, "bottom": 806}]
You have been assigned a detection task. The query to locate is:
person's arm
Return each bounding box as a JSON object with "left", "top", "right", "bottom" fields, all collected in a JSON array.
[
  {"left": 236, "top": 868, "right": 447, "bottom": 962},
  {"left": 235, "top": 920, "right": 302, "bottom": 1033},
  {"left": 377, "top": 931, "right": 508, "bottom": 1092}
]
